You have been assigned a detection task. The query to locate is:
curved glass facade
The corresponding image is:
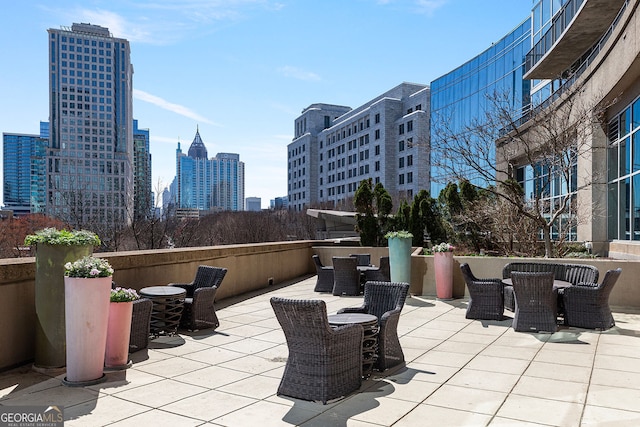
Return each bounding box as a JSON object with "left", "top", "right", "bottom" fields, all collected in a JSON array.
[{"left": 430, "top": 18, "right": 531, "bottom": 196}]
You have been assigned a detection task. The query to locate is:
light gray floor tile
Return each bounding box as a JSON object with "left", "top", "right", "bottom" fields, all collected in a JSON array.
[
  {"left": 394, "top": 403, "right": 492, "bottom": 426},
  {"left": 497, "top": 394, "right": 583, "bottom": 426},
  {"left": 423, "top": 383, "right": 507, "bottom": 415}
]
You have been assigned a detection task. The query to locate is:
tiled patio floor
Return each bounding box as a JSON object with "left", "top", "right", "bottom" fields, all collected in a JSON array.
[{"left": 2, "top": 275, "right": 640, "bottom": 426}]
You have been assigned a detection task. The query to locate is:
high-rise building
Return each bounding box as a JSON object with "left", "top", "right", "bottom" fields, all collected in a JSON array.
[
  {"left": 289, "top": 82, "right": 430, "bottom": 212},
  {"left": 133, "top": 119, "right": 152, "bottom": 219},
  {"left": 429, "top": 17, "right": 531, "bottom": 197},
  {"left": 245, "top": 197, "right": 261, "bottom": 211},
  {"left": 174, "top": 128, "right": 245, "bottom": 212},
  {"left": 2, "top": 130, "right": 47, "bottom": 216},
  {"left": 47, "top": 23, "right": 133, "bottom": 226}
]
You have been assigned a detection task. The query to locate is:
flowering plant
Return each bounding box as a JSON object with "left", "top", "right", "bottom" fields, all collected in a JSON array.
[
  {"left": 64, "top": 256, "right": 114, "bottom": 278},
  {"left": 110, "top": 287, "right": 140, "bottom": 303},
  {"left": 25, "top": 228, "right": 101, "bottom": 246},
  {"left": 432, "top": 242, "right": 455, "bottom": 253}
]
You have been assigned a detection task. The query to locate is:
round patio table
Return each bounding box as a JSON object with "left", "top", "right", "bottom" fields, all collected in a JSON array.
[
  {"left": 139, "top": 286, "right": 186, "bottom": 337},
  {"left": 328, "top": 313, "right": 379, "bottom": 378}
]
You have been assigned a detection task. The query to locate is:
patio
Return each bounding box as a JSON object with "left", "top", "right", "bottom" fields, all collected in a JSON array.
[{"left": 1, "top": 275, "right": 640, "bottom": 426}]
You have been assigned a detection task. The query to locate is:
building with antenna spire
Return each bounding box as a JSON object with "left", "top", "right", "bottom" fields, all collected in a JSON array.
[{"left": 173, "top": 127, "right": 244, "bottom": 213}]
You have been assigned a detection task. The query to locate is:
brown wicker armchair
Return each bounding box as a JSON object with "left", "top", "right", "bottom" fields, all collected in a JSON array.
[
  {"left": 312, "top": 255, "right": 334, "bottom": 293},
  {"left": 169, "top": 265, "right": 227, "bottom": 331},
  {"left": 511, "top": 271, "right": 558, "bottom": 333},
  {"left": 270, "top": 297, "right": 363, "bottom": 404},
  {"left": 129, "top": 298, "right": 153, "bottom": 353},
  {"left": 349, "top": 253, "right": 371, "bottom": 266},
  {"left": 460, "top": 263, "right": 504, "bottom": 320},
  {"left": 563, "top": 268, "right": 621, "bottom": 330},
  {"left": 337, "top": 281, "right": 409, "bottom": 371}
]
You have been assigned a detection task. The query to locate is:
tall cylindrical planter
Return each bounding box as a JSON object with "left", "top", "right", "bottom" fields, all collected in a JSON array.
[
  {"left": 105, "top": 301, "right": 133, "bottom": 369},
  {"left": 388, "top": 236, "right": 412, "bottom": 284},
  {"left": 63, "top": 276, "right": 111, "bottom": 386},
  {"left": 434, "top": 252, "right": 454, "bottom": 300},
  {"left": 34, "top": 243, "right": 93, "bottom": 370}
]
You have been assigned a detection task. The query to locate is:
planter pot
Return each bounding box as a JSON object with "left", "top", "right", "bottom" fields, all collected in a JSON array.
[
  {"left": 34, "top": 243, "right": 93, "bottom": 370},
  {"left": 63, "top": 276, "right": 111, "bottom": 386},
  {"left": 105, "top": 301, "right": 133, "bottom": 370},
  {"left": 434, "top": 252, "right": 454, "bottom": 300},
  {"left": 388, "top": 236, "right": 412, "bottom": 284}
]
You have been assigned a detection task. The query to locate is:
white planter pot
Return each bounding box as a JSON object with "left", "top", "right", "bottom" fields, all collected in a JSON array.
[{"left": 63, "top": 276, "right": 111, "bottom": 386}]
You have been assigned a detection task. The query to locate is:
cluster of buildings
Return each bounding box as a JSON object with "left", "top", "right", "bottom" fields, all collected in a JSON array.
[
  {"left": 2, "top": 23, "right": 248, "bottom": 226},
  {"left": 288, "top": 0, "right": 640, "bottom": 258},
  {"left": 3, "top": 0, "right": 640, "bottom": 258}
]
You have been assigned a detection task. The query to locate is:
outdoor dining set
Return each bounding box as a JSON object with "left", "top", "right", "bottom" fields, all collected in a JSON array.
[{"left": 461, "top": 261, "right": 623, "bottom": 333}]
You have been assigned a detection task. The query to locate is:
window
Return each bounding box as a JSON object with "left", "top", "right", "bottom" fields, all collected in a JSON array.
[
  {"left": 399, "top": 140, "right": 404, "bottom": 151},
  {"left": 407, "top": 120, "right": 413, "bottom": 132},
  {"left": 375, "top": 113, "right": 380, "bottom": 124},
  {"left": 407, "top": 137, "right": 413, "bottom": 148},
  {"left": 375, "top": 161, "right": 380, "bottom": 171},
  {"left": 407, "top": 172, "right": 413, "bottom": 183},
  {"left": 407, "top": 155, "right": 413, "bottom": 166},
  {"left": 399, "top": 124, "right": 404, "bottom": 135},
  {"left": 399, "top": 174, "right": 405, "bottom": 184},
  {"left": 416, "top": 104, "right": 422, "bottom": 111},
  {"left": 407, "top": 108, "right": 412, "bottom": 114},
  {"left": 375, "top": 145, "right": 380, "bottom": 155},
  {"left": 399, "top": 157, "right": 404, "bottom": 168},
  {"left": 375, "top": 129, "right": 380, "bottom": 140}
]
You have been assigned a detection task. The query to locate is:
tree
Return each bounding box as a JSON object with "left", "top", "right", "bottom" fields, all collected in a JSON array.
[
  {"left": 431, "top": 83, "right": 607, "bottom": 257},
  {"left": 354, "top": 179, "right": 393, "bottom": 246}
]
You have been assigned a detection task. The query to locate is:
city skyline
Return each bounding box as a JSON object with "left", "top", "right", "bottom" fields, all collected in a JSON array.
[{"left": 1, "top": 1, "right": 534, "bottom": 209}]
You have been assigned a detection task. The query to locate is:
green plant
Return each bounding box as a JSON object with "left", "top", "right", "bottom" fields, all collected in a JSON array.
[
  {"left": 384, "top": 230, "right": 414, "bottom": 239},
  {"left": 110, "top": 287, "right": 140, "bottom": 302},
  {"left": 25, "top": 228, "right": 101, "bottom": 247},
  {"left": 64, "top": 256, "right": 113, "bottom": 278}
]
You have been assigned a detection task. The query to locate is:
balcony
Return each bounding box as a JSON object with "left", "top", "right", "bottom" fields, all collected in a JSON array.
[
  {"left": 524, "top": 0, "right": 627, "bottom": 79},
  {"left": 1, "top": 243, "right": 640, "bottom": 424}
]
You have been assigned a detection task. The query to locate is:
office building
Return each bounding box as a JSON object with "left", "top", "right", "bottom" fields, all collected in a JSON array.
[
  {"left": 133, "top": 119, "right": 152, "bottom": 219},
  {"left": 245, "top": 197, "right": 261, "bottom": 211},
  {"left": 289, "top": 83, "right": 429, "bottom": 212},
  {"left": 2, "top": 130, "right": 47, "bottom": 216},
  {"left": 174, "top": 128, "right": 245, "bottom": 212},
  {"left": 47, "top": 23, "right": 133, "bottom": 226}
]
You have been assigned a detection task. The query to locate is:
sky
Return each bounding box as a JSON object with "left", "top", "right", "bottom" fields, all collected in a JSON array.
[{"left": 0, "top": 0, "right": 535, "bottom": 209}]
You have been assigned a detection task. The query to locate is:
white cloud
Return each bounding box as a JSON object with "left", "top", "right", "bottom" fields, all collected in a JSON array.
[
  {"left": 277, "top": 66, "right": 321, "bottom": 82},
  {"left": 413, "top": 0, "right": 448, "bottom": 15},
  {"left": 134, "top": 89, "right": 217, "bottom": 125}
]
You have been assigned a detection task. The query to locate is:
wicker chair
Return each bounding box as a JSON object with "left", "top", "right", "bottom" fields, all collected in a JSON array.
[
  {"left": 364, "top": 256, "right": 391, "bottom": 282},
  {"left": 270, "top": 297, "right": 363, "bottom": 404},
  {"left": 129, "top": 298, "right": 153, "bottom": 353},
  {"left": 511, "top": 271, "right": 558, "bottom": 333},
  {"left": 460, "top": 263, "right": 504, "bottom": 320},
  {"left": 332, "top": 256, "right": 361, "bottom": 296},
  {"left": 349, "top": 253, "right": 371, "bottom": 266},
  {"left": 312, "top": 255, "right": 334, "bottom": 293},
  {"left": 169, "top": 265, "right": 227, "bottom": 331},
  {"left": 338, "top": 281, "right": 409, "bottom": 371},
  {"left": 563, "top": 268, "right": 621, "bottom": 330}
]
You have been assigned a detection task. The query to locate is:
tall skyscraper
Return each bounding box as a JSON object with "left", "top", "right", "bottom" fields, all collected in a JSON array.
[
  {"left": 174, "top": 128, "right": 245, "bottom": 212},
  {"left": 133, "top": 119, "right": 152, "bottom": 219},
  {"left": 47, "top": 23, "right": 133, "bottom": 227}
]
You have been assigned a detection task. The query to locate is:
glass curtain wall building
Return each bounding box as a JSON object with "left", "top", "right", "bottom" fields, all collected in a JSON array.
[
  {"left": 47, "top": 23, "right": 134, "bottom": 227},
  {"left": 133, "top": 119, "right": 152, "bottom": 220},
  {"left": 2, "top": 132, "right": 47, "bottom": 215},
  {"left": 429, "top": 18, "right": 532, "bottom": 198}
]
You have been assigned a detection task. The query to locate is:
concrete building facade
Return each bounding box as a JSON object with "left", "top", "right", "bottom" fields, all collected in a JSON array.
[{"left": 288, "top": 83, "right": 429, "bottom": 212}]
